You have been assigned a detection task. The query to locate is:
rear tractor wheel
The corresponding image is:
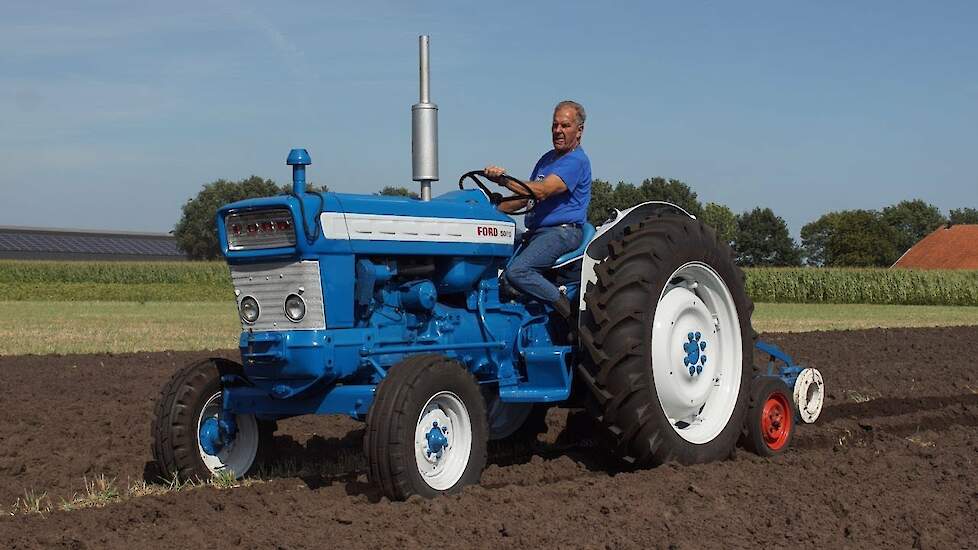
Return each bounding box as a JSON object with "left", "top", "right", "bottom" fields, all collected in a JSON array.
[
  {"left": 365, "top": 354, "right": 489, "bottom": 500},
  {"left": 578, "top": 215, "right": 755, "bottom": 465},
  {"left": 152, "top": 358, "right": 273, "bottom": 481}
]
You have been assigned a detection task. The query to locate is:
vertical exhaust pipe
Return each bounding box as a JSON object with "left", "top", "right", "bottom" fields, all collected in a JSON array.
[{"left": 412, "top": 35, "right": 438, "bottom": 201}]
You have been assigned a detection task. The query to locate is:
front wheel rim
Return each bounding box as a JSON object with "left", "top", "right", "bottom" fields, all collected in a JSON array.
[
  {"left": 196, "top": 391, "right": 260, "bottom": 478},
  {"left": 414, "top": 391, "right": 473, "bottom": 491},
  {"left": 651, "top": 262, "right": 743, "bottom": 444}
]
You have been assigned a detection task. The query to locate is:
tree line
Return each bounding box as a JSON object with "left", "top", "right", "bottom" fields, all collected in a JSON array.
[{"left": 174, "top": 175, "right": 978, "bottom": 264}]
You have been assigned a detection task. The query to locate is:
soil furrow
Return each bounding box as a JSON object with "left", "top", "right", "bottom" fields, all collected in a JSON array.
[{"left": 1, "top": 326, "right": 976, "bottom": 548}]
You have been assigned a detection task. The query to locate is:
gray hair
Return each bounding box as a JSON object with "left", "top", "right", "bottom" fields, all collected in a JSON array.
[{"left": 554, "top": 100, "right": 586, "bottom": 128}]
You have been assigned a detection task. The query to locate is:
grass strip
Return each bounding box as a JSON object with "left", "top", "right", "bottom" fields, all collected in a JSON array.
[
  {"left": 0, "top": 301, "right": 240, "bottom": 355},
  {"left": 0, "top": 282, "right": 231, "bottom": 302},
  {"left": 752, "top": 303, "right": 978, "bottom": 332}
]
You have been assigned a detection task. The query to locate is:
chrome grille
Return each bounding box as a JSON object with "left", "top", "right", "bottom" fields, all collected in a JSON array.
[
  {"left": 230, "top": 260, "right": 325, "bottom": 331},
  {"left": 226, "top": 209, "right": 296, "bottom": 251}
]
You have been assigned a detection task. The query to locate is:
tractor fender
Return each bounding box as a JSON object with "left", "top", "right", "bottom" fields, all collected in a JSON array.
[{"left": 577, "top": 201, "right": 695, "bottom": 315}]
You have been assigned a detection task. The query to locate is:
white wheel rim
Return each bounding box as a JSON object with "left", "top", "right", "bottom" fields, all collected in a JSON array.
[
  {"left": 197, "top": 391, "right": 260, "bottom": 478},
  {"left": 414, "top": 391, "right": 473, "bottom": 491},
  {"left": 651, "top": 262, "right": 743, "bottom": 444},
  {"left": 794, "top": 368, "right": 824, "bottom": 424}
]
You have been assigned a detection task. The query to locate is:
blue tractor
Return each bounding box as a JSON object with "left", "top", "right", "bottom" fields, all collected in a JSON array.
[{"left": 152, "top": 37, "right": 824, "bottom": 500}]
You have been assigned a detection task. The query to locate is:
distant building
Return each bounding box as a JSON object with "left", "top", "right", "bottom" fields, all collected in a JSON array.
[
  {"left": 0, "top": 225, "right": 184, "bottom": 261},
  {"left": 892, "top": 224, "right": 978, "bottom": 269}
]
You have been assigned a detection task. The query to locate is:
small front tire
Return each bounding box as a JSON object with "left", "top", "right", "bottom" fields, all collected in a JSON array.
[
  {"left": 365, "top": 354, "right": 488, "bottom": 500},
  {"left": 152, "top": 358, "right": 272, "bottom": 481}
]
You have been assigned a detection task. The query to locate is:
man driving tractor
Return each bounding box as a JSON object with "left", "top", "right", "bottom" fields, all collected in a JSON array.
[{"left": 484, "top": 100, "right": 592, "bottom": 318}]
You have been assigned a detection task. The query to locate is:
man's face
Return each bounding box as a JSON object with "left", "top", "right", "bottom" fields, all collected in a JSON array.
[{"left": 552, "top": 107, "right": 582, "bottom": 154}]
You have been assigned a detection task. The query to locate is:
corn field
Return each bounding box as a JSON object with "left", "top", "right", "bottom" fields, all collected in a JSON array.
[
  {"left": 1, "top": 261, "right": 977, "bottom": 305},
  {"left": 745, "top": 267, "right": 978, "bottom": 306}
]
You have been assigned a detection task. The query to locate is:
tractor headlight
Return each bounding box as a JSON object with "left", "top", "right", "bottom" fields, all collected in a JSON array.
[
  {"left": 239, "top": 296, "right": 260, "bottom": 324},
  {"left": 284, "top": 294, "right": 306, "bottom": 322}
]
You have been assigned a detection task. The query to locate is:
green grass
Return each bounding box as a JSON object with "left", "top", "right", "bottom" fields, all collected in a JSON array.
[
  {"left": 2, "top": 301, "right": 978, "bottom": 356},
  {"left": 0, "top": 301, "right": 240, "bottom": 355},
  {"left": 752, "top": 303, "right": 978, "bottom": 332},
  {"left": 0, "top": 282, "right": 230, "bottom": 302}
]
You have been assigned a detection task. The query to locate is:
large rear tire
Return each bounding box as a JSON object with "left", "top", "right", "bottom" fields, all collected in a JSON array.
[
  {"left": 578, "top": 215, "right": 755, "bottom": 465},
  {"left": 365, "top": 354, "right": 489, "bottom": 500},
  {"left": 152, "top": 358, "right": 273, "bottom": 481}
]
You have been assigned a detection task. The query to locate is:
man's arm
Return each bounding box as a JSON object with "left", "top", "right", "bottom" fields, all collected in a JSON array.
[
  {"left": 497, "top": 197, "right": 529, "bottom": 214},
  {"left": 484, "top": 165, "right": 568, "bottom": 200}
]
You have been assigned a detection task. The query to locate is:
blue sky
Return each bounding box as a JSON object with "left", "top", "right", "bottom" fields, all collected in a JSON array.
[{"left": 2, "top": 1, "right": 976, "bottom": 237}]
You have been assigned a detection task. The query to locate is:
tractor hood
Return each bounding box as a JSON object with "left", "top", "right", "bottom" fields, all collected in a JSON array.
[{"left": 217, "top": 189, "right": 516, "bottom": 261}]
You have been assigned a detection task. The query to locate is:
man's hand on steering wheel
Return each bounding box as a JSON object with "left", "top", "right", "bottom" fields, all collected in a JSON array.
[
  {"left": 457, "top": 168, "right": 537, "bottom": 215},
  {"left": 483, "top": 165, "right": 507, "bottom": 184}
]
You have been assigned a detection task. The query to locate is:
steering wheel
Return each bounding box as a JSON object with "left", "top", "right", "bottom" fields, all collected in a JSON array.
[{"left": 458, "top": 170, "right": 536, "bottom": 215}]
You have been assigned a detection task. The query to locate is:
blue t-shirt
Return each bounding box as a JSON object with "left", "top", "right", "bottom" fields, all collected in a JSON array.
[{"left": 524, "top": 147, "right": 591, "bottom": 230}]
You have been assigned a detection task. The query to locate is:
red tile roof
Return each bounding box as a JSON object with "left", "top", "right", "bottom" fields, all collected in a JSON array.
[{"left": 893, "top": 224, "right": 978, "bottom": 269}]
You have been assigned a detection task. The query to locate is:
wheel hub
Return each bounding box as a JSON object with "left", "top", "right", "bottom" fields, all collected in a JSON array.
[
  {"left": 199, "top": 415, "right": 238, "bottom": 456},
  {"left": 424, "top": 421, "right": 449, "bottom": 458},
  {"left": 683, "top": 331, "right": 708, "bottom": 376},
  {"left": 417, "top": 407, "right": 454, "bottom": 467},
  {"left": 196, "top": 392, "right": 260, "bottom": 477},
  {"left": 199, "top": 417, "right": 224, "bottom": 455},
  {"left": 653, "top": 287, "right": 718, "bottom": 412}
]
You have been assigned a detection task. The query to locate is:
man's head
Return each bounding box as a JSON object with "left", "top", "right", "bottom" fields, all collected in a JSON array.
[{"left": 552, "top": 100, "right": 585, "bottom": 154}]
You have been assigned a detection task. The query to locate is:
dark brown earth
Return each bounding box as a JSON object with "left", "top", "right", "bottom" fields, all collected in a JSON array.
[{"left": 1, "top": 327, "right": 977, "bottom": 549}]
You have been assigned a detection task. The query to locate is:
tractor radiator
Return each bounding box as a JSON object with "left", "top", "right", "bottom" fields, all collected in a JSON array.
[{"left": 230, "top": 260, "right": 326, "bottom": 331}]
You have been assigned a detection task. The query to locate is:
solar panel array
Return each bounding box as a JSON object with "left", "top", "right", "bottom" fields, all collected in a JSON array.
[{"left": 0, "top": 230, "right": 182, "bottom": 258}]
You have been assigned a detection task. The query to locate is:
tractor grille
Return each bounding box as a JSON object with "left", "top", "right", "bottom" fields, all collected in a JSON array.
[
  {"left": 225, "top": 209, "right": 296, "bottom": 251},
  {"left": 230, "top": 260, "right": 325, "bottom": 331}
]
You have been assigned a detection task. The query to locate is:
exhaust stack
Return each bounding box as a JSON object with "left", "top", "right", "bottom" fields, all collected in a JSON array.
[{"left": 412, "top": 35, "right": 438, "bottom": 201}]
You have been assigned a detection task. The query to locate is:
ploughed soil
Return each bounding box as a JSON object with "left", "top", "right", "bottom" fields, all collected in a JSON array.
[{"left": 1, "top": 327, "right": 976, "bottom": 549}]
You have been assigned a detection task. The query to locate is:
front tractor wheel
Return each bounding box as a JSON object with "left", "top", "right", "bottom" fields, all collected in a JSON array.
[
  {"left": 578, "top": 215, "right": 755, "bottom": 466},
  {"left": 152, "top": 358, "right": 272, "bottom": 481},
  {"left": 365, "top": 354, "right": 488, "bottom": 500}
]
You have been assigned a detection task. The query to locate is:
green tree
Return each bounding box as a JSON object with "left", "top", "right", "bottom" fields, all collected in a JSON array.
[
  {"left": 881, "top": 199, "right": 946, "bottom": 255},
  {"left": 611, "top": 181, "right": 645, "bottom": 213},
  {"left": 799, "top": 211, "right": 843, "bottom": 266},
  {"left": 377, "top": 186, "right": 419, "bottom": 199},
  {"left": 174, "top": 176, "right": 283, "bottom": 260},
  {"left": 801, "top": 210, "right": 899, "bottom": 267},
  {"left": 587, "top": 178, "right": 617, "bottom": 225},
  {"left": 637, "top": 177, "right": 704, "bottom": 217},
  {"left": 701, "top": 202, "right": 737, "bottom": 245},
  {"left": 949, "top": 207, "right": 978, "bottom": 225},
  {"left": 734, "top": 207, "right": 802, "bottom": 266}
]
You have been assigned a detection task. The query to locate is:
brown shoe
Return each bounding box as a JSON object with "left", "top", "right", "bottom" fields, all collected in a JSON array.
[{"left": 553, "top": 295, "right": 573, "bottom": 319}]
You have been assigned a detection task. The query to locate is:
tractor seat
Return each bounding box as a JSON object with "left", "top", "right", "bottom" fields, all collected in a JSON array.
[{"left": 552, "top": 223, "right": 595, "bottom": 267}]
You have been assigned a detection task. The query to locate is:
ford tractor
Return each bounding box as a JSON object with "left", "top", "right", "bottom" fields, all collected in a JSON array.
[{"left": 152, "top": 36, "right": 824, "bottom": 500}]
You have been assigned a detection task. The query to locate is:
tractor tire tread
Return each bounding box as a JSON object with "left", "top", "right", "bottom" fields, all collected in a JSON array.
[
  {"left": 579, "top": 215, "right": 758, "bottom": 467},
  {"left": 365, "top": 354, "right": 488, "bottom": 501}
]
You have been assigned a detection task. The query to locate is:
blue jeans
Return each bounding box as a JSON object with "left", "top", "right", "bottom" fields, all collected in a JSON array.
[{"left": 505, "top": 224, "right": 583, "bottom": 303}]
